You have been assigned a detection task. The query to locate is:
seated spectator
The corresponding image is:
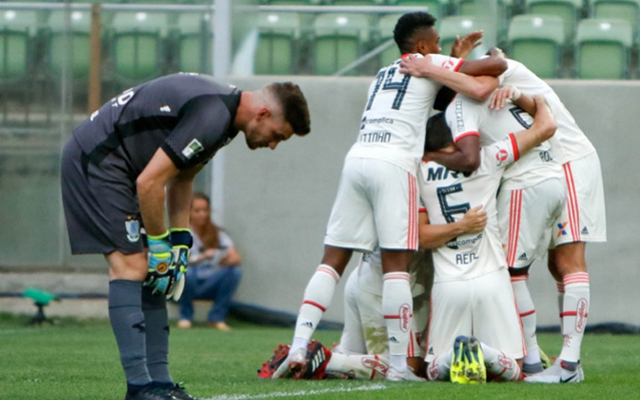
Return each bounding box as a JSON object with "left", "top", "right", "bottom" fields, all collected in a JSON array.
[{"left": 177, "top": 192, "right": 242, "bottom": 331}]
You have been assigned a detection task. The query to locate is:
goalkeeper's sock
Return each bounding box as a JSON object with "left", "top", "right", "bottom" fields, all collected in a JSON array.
[
  {"left": 511, "top": 276, "right": 542, "bottom": 371},
  {"left": 559, "top": 272, "right": 590, "bottom": 363},
  {"left": 481, "top": 342, "right": 521, "bottom": 381},
  {"left": 141, "top": 286, "right": 172, "bottom": 385},
  {"left": 426, "top": 350, "right": 452, "bottom": 381},
  {"left": 326, "top": 352, "right": 389, "bottom": 380},
  {"left": 291, "top": 264, "right": 340, "bottom": 354},
  {"left": 109, "top": 280, "right": 151, "bottom": 386},
  {"left": 382, "top": 272, "right": 412, "bottom": 373}
]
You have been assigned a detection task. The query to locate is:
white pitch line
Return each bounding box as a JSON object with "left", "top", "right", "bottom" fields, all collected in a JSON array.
[{"left": 206, "top": 384, "right": 387, "bottom": 400}]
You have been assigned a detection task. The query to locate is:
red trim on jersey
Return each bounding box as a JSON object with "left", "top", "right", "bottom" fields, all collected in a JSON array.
[
  {"left": 507, "top": 189, "right": 523, "bottom": 267},
  {"left": 519, "top": 309, "right": 535, "bottom": 318},
  {"left": 453, "top": 131, "right": 479, "bottom": 144},
  {"left": 419, "top": 207, "right": 427, "bottom": 213},
  {"left": 317, "top": 266, "right": 340, "bottom": 283},
  {"left": 303, "top": 300, "right": 326, "bottom": 312},
  {"left": 563, "top": 163, "right": 581, "bottom": 241},
  {"left": 453, "top": 58, "right": 465, "bottom": 72},
  {"left": 508, "top": 133, "right": 519, "bottom": 161}
]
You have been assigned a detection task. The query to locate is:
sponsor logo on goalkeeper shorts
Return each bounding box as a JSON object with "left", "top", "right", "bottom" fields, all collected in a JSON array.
[
  {"left": 400, "top": 304, "right": 411, "bottom": 332},
  {"left": 125, "top": 216, "right": 140, "bottom": 242},
  {"left": 576, "top": 298, "right": 588, "bottom": 333}
]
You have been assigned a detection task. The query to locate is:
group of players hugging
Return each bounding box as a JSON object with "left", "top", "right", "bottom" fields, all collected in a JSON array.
[{"left": 260, "top": 11, "right": 605, "bottom": 384}]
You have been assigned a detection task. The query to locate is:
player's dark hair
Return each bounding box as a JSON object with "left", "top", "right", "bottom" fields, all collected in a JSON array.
[
  {"left": 394, "top": 12, "right": 437, "bottom": 54},
  {"left": 267, "top": 82, "right": 311, "bottom": 136},
  {"left": 425, "top": 112, "right": 453, "bottom": 153},
  {"left": 191, "top": 192, "right": 220, "bottom": 250}
]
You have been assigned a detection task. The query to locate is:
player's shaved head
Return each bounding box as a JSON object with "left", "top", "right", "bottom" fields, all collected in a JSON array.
[
  {"left": 394, "top": 12, "right": 438, "bottom": 54},
  {"left": 425, "top": 112, "right": 453, "bottom": 153}
]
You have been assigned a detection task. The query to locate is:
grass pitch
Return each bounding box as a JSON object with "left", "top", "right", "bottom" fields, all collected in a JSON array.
[{"left": 1, "top": 313, "right": 639, "bottom": 400}]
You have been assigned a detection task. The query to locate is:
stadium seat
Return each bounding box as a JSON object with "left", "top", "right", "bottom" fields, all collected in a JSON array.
[
  {"left": 255, "top": 12, "right": 301, "bottom": 75},
  {"left": 329, "top": 0, "right": 385, "bottom": 5},
  {"left": 377, "top": 13, "right": 403, "bottom": 67},
  {"left": 176, "top": 13, "right": 212, "bottom": 73},
  {"left": 265, "top": 0, "right": 322, "bottom": 5},
  {"left": 438, "top": 15, "right": 479, "bottom": 56},
  {"left": 454, "top": 0, "right": 510, "bottom": 36},
  {"left": 46, "top": 11, "right": 91, "bottom": 82},
  {"left": 109, "top": 12, "right": 169, "bottom": 83},
  {"left": 313, "top": 13, "right": 371, "bottom": 75},
  {"left": 0, "top": 10, "right": 38, "bottom": 83},
  {"left": 575, "top": 18, "right": 633, "bottom": 79},
  {"left": 507, "top": 15, "right": 565, "bottom": 78},
  {"left": 525, "top": 0, "right": 583, "bottom": 43},
  {"left": 389, "top": 0, "right": 449, "bottom": 20},
  {"left": 591, "top": 0, "right": 640, "bottom": 41}
]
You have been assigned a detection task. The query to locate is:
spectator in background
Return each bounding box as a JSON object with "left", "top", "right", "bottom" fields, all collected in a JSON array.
[{"left": 177, "top": 192, "right": 242, "bottom": 331}]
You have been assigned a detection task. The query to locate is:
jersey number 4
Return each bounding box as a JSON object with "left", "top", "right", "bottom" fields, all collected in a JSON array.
[{"left": 365, "top": 67, "right": 411, "bottom": 111}]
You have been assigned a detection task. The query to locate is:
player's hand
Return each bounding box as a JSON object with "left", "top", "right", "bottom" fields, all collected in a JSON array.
[
  {"left": 460, "top": 205, "right": 487, "bottom": 234},
  {"left": 145, "top": 231, "right": 177, "bottom": 297},
  {"left": 451, "top": 30, "right": 483, "bottom": 59},
  {"left": 399, "top": 53, "right": 433, "bottom": 77},
  {"left": 489, "top": 85, "right": 521, "bottom": 110}
]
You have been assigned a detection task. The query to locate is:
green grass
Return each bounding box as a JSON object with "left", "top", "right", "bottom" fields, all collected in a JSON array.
[{"left": 1, "top": 313, "right": 640, "bottom": 399}]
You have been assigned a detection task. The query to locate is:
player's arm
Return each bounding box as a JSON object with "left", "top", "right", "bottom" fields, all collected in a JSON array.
[
  {"left": 167, "top": 164, "right": 203, "bottom": 230},
  {"left": 457, "top": 48, "right": 507, "bottom": 77},
  {"left": 424, "top": 135, "right": 481, "bottom": 172},
  {"left": 137, "top": 148, "right": 181, "bottom": 236},
  {"left": 489, "top": 85, "right": 536, "bottom": 114},
  {"left": 418, "top": 206, "right": 487, "bottom": 249},
  {"left": 511, "top": 95, "right": 557, "bottom": 156}
]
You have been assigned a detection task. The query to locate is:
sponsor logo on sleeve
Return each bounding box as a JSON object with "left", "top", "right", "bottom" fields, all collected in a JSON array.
[{"left": 182, "top": 139, "right": 204, "bottom": 159}]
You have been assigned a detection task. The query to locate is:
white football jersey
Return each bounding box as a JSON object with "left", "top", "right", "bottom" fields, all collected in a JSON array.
[
  {"left": 356, "top": 248, "right": 426, "bottom": 298},
  {"left": 347, "top": 54, "right": 464, "bottom": 173},
  {"left": 418, "top": 138, "right": 518, "bottom": 282},
  {"left": 501, "top": 59, "right": 595, "bottom": 164},
  {"left": 445, "top": 94, "right": 563, "bottom": 190}
]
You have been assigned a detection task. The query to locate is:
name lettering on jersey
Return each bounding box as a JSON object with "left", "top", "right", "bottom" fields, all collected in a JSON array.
[
  {"left": 90, "top": 110, "right": 99, "bottom": 121},
  {"left": 182, "top": 138, "right": 204, "bottom": 159},
  {"left": 160, "top": 105, "right": 171, "bottom": 113},
  {"left": 425, "top": 166, "right": 459, "bottom": 181},
  {"left": 111, "top": 88, "right": 135, "bottom": 108},
  {"left": 455, "top": 252, "right": 478, "bottom": 265},
  {"left": 539, "top": 150, "right": 554, "bottom": 162},
  {"left": 359, "top": 131, "right": 391, "bottom": 143},
  {"left": 454, "top": 100, "right": 465, "bottom": 133}
]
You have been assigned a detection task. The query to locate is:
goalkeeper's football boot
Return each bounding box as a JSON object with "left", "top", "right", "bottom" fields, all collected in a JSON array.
[
  {"left": 124, "top": 383, "right": 174, "bottom": 400},
  {"left": 524, "top": 360, "right": 584, "bottom": 383},
  {"left": 465, "top": 337, "right": 487, "bottom": 384},
  {"left": 386, "top": 366, "right": 426, "bottom": 382},
  {"left": 295, "top": 340, "right": 332, "bottom": 380},
  {"left": 160, "top": 382, "right": 200, "bottom": 400},
  {"left": 450, "top": 335, "right": 470, "bottom": 384},
  {"left": 258, "top": 344, "right": 290, "bottom": 378}
]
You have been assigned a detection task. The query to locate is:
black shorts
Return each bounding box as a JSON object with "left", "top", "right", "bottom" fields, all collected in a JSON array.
[{"left": 61, "top": 138, "right": 145, "bottom": 255}]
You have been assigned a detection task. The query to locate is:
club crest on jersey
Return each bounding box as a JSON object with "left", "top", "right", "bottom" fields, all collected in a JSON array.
[
  {"left": 182, "top": 139, "right": 204, "bottom": 160},
  {"left": 125, "top": 216, "right": 140, "bottom": 243}
]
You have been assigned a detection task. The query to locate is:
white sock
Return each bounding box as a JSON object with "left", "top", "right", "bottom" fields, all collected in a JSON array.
[
  {"left": 511, "top": 276, "right": 541, "bottom": 369},
  {"left": 382, "top": 272, "right": 412, "bottom": 372},
  {"left": 426, "top": 350, "right": 452, "bottom": 381},
  {"left": 559, "top": 272, "right": 590, "bottom": 363},
  {"left": 291, "top": 265, "right": 340, "bottom": 353},
  {"left": 326, "top": 352, "right": 389, "bottom": 380},
  {"left": 481, "top": 342, "right": 521, "bottom": 381}
]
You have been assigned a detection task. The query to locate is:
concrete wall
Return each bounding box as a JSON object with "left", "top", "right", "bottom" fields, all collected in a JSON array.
[{"left": 224, "top": 77, "right": 639, "bottom": 326}]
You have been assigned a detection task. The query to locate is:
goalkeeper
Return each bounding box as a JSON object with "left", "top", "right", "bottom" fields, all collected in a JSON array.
[{"left": 61, "top": 74, "right": 310, "bottom": 400}]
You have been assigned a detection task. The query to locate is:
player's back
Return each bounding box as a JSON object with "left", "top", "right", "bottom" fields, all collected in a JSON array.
[
  {"left": 347, "top": 54, "right": 463, "bottom": 173},
  {"left": 418, "top": 140, "right": 518, "bottom": 281},
  {"left": 502, "top": 59, "right": 595, "bottom": 163}
]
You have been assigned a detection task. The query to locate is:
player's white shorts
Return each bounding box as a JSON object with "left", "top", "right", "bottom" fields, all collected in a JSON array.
[
  {"left": 339, "top": 266, "right": 424, "bottom": 358},
  {"left": 325, "top": 157, "right": 419, "bottom": 252},
  {"left": 552, "top": 152, "right": 607, "bottom": 246},
  {"left": 497, "top": 178, "right": 566, "bottom": 269},
  {"left": 425, "top": 268, "right": 525, "bottom": 363}
]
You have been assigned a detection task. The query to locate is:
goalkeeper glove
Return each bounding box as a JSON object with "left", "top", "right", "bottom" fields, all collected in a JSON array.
[
  {"left": 168, "top": 228, "right": 193, "bottom": 301},
  {"left": 145, "top": 231, "right": 179, "bottom": 298}
]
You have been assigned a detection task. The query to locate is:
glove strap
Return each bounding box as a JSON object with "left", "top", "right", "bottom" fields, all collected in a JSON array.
[
  {"left": 170, "top": 228, "right": 193, "bottom": 249},
  {"left": 148, "top": 231, "right": 171, "bottom": 255}
]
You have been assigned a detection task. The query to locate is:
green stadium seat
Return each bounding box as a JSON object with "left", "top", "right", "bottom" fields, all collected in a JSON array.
[
  {"left": 575, "top": 18, "right": 633, "bottom": 79},
  {"left": 264, "top": 0, "right": 322, "bottom": 5},
  {"left": 176, "top": 13, "right": 212, "bottom": 73},
  {"left": 313, "top": 13, "right": 371, "bottom": 75},
  {"left": 438, "top": 15, "right": 479, "bottom": 56},
  {"left": 390, "top": 0, "right": 449, "bottom": 19},
  {"left": 109, "top": 11, "right": 169, "bottom": 83},
  {"left": 455, "top": 0, "right": 509, "bottom": 36},
  {"left": 377, "top": 13, "right": 403, "bottom": 67},
  {"left": 255, "top": 12, "right": 301, "bottom": 75},
  {"left": 526, "top": 0, "right": 583, "bottom": 43},
  {"left": 508, "top": 15, "right": 565, "bottom": 78},
  {"left": 0, "top": 10, "right": 38, "bottom": 83},
  {"left": 46, "top": 11, "right": 91, "bottom": 82},
  {"left": 329, "top": 0, "right": 385, "bottom": 5},
  {"left": 591, "top": 0, "right": 640, "bottom": 41}
]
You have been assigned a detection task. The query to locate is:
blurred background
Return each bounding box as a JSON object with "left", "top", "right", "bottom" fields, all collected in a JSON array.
[{"left": 0, "top": 0, "right": 638, "bottom": 330}]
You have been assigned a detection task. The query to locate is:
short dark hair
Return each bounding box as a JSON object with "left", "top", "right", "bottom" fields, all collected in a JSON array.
[
  {"left": 394, "top": 12, "right": 437, "bottom": 54},
  {"left": 267, "top": 82, "right": 311, "bottom": 136},
  {"left": 425, "top": 112, "right": 453, "bottom": 153}
]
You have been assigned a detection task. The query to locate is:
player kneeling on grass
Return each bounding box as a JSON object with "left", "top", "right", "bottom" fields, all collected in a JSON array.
[{"left": 418, "top": 95, "right": 558, "bottom": 384}]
